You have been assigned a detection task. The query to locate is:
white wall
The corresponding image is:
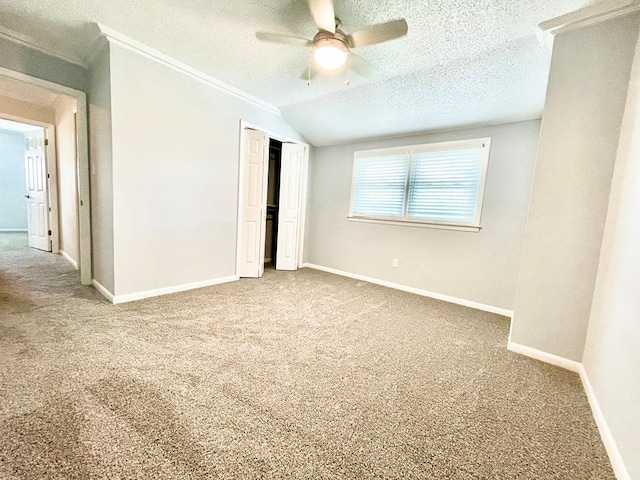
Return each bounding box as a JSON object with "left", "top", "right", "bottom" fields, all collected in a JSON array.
[
  {"left": 305, "top": 120, "right": 540, "bottom": 311},
  {"left": 106, "top": 42, "right": 305, "bottom": 297},
  {"left": 55, "top": 95, "right": 79, "bottom": 267},
  {"left": 0, "top": 128, "right": 27, "bottom": 230},
  {"left": 511, "top": 14, "right": 640, "bottom": 361},
  {"left": 583, "top": 31, "right": 640, "bottom": 480},
  {"left": 88, "top": 45, "right": 115, "bottom": 293}
]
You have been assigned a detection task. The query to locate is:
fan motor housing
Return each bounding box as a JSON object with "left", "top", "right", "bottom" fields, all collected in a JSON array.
[{"left": 312, "top": 30, "right": 350, "bottom": 51}]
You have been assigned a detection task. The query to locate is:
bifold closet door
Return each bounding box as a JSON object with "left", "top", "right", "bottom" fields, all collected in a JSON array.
[
  {"left": 276, "top": 143, "right": 304, "bottom": 270},
  {"left": 238, "top": 129, "right": 267, "bottom": 278}
]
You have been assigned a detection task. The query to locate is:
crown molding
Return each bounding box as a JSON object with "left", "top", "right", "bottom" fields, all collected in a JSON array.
[
  {"left": 85, "top": 34, "right": 109, "bottom": 67},
  {"left": 536, "top": 0, "right": 640, "bottom": 49},
  {"left": 95, "top": 23, "right": 281, "bottom": 116},
  {"left": 0, "top": 25, "right": 88, "bottom": 68}
]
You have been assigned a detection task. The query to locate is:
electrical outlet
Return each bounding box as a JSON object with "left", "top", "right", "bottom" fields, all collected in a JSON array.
[{"left": 392, "top": 259, "right": 399, "bottom": 268}]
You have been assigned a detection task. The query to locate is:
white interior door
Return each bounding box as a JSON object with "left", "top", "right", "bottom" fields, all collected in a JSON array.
[
  {"left": 276, "top": 143, "right": 304, "bottom": 271},
  {"left": 238, "top": 128, "right": 267, "bottom": 278},
  {"left": 25, "top": 130, "right": 50, "bottom": 251}
]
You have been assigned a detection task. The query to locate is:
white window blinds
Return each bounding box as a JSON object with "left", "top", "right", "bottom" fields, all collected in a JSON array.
[
  {"left": 351, "top": 154, "right": 408, "bottom": 217},
  {"left": 407, "top": 147, "right": 484, "bottom": 224},
  {"left": 349, "top": 139, "right": 490, "bottom": 229}
]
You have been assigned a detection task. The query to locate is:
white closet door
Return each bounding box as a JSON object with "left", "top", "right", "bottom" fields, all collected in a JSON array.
[
  {"left": 239, "top": 129, "right": 267, "bottom": 277},
  {"left": 25, "top": 130, "right": 50, "bottom": 251},
  {"left": 276, "top": 143, "right": 304, "bottom": 270}
]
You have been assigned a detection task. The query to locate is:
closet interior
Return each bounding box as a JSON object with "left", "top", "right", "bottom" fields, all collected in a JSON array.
[{"left": 265, "top": 138, "right": 282, "bottom": 267}]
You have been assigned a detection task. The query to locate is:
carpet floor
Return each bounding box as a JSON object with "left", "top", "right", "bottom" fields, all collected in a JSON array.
[{"left": 0, "top": 232, "right": 614, "bottom": 479}]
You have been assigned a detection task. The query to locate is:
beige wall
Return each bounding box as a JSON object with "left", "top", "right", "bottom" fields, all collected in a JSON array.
[
  {"left": 510, "top": 14, "right": 640, "bottom": 361},
  {"left": 88, "top": 45, "right": 115, "bottom": 293},
  {"left": 305, "top": 120, "right": 540, "bottom": 311},
  {"left": 55, "top": 95, "right": 79, "bottom": 267},
  {"left": 583, "top": 31, "right": 640, "bottom": 480},
  {"left": 0, "top": 94, "right": 55, "bottom": 125}
]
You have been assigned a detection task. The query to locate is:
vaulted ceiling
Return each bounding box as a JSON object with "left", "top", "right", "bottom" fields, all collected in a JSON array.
[{"left": 0, "top": 0, "right": 599, "bottom": 145}]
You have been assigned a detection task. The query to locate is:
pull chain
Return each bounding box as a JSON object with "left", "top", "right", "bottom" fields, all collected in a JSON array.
[{"left": 345, "top": 54, "right": 352, "bottom": 86}]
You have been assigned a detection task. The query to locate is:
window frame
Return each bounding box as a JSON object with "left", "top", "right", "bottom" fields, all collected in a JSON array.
[{"left": 348, "top": 137, "right": 492, "bottom": 232}]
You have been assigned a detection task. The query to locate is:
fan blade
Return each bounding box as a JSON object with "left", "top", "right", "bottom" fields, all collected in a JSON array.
[
  {"left": 256, "top": 32, "right": 313, "bottom": 47},
  {"left": 349, "top": 53, "right": 374, "bottom": 78},
  {"left": 347, "top": 19, "right": 408, "bottom": 48},
  {"left": 307, "top": 0, "right": 336, "bottom": 33}
]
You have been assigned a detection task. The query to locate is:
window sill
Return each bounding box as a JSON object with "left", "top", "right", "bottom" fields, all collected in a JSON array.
[{"left": 347, "top": 216, "right": 481, "bottom": 232}]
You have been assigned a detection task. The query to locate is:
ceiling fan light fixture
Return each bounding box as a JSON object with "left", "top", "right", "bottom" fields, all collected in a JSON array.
[{"left": 313, "top": 37, "right": 349, "bottom": 70}]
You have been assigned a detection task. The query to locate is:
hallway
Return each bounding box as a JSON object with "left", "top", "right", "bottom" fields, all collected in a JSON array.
[{"left": 0, "top": 232, "right": 96, "bottom": 305}]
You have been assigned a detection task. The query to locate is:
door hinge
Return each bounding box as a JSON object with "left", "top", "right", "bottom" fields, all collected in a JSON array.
[
  {"left": 47, "top": 173, "right": 50, "bottom": 178},
  {"left": 48, "top": 230, "right": 52, "bottom": 236},
  {"left": 45, "top": 139, "right": 49, "bottom": 146},
  {"left": 48, "top": 207, "right": 51, "bottom": 212}
]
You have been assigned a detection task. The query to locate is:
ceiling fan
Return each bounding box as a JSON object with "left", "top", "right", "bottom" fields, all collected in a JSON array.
[{"left": 255, "top": 0, "right": 408, "bottom": 82}]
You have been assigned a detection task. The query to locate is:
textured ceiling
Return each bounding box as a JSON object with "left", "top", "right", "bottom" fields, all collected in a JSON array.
[{"left": 0, "top": 0, "right": 600, "bottom": 145}]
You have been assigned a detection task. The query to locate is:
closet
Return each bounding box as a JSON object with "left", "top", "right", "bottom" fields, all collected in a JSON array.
[
  {"left": 265, "top": 139, "right": 282, "bottom": 267},
  {"left": 237, "top": 125, "right": 306, "bottom": 278}
]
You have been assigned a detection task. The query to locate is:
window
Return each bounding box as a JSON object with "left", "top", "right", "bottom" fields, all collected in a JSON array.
[{"left": 349, "top": 138, "right": 491, "bottom": 231}]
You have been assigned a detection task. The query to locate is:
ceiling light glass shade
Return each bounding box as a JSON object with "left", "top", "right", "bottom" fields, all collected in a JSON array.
[{"left": 313, "top": 38, "right": 349, "bottom": 70}]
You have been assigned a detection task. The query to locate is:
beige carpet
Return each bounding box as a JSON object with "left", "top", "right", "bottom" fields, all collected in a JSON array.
[{"left": 0, "top": 232, "right": 613, "bottom": 479}]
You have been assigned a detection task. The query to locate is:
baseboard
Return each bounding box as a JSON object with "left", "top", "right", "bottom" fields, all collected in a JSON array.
[
  {"left": 506, "top": 341, "right": 582, "bottom": 372},
  {"left": 92, "top": 279, "right": 114, "bottom": 303},
  {"left": 112, "top": 276, "right": 239, "bottom": 304},
  {"left": 579, "top": 366, "right": 631, "bottom": 480},
  {"left": 304, "top": 259, "right": 628, "bottom": 475},
  {"left": 300, "top": 263, "right": 513, "bottom": 317},
  {"left": 265, "top": 257, "right": 272, "bottom": 263},
  {"left": 59, "top": 250, "right": 79, "bottom": 270},
  {"left": 0, "top": 228, "right": 27, "bottom": 232},
  {"left": 507, "top": 341, "right": 629, "bottom": 478}
]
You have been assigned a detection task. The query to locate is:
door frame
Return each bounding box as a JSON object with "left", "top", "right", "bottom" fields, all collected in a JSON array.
[
  {"left": 236, "top": 120, "right": 310, "bottom": 277},
  {"left": 8, "top": 118, "right": 59, "bottom": 252},
  {"left": 0, "top": 67, "right": 91, "bottom": 285}
]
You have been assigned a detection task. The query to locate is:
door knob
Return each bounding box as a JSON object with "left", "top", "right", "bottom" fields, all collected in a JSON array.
[{"left": 24, "top": 194, "right": 30, "bottom": 199}]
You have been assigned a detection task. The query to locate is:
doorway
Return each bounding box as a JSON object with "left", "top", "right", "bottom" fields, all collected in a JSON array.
[
  {"left": 237, "top": 122, "right": 309, "bottom": 278},
  {"left": 0, "top": 68, "right": 91, "bottom": 284},
  {"left": 0, "top": 118, "right": 51, "bottom": 251}
]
